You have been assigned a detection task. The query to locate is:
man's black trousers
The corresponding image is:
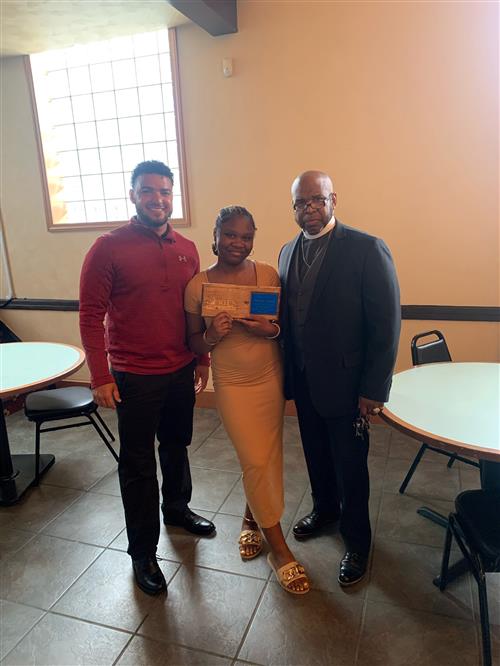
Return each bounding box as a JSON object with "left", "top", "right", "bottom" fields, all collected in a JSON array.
[
  {"left": 113, "top": 361, "right": 196, "bottom": 559},
  {"left": 292, "top": 366, "right": 372, "bottom": 556}
]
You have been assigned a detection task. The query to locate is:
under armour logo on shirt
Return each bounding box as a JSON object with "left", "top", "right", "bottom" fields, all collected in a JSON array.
[{"left": 178, "top": 255, "right": 187, "bottom": 262}]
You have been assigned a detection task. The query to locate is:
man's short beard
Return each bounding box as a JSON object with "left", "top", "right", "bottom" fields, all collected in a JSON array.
[{"left": 136, "top": 210, "right": 171, "bottom": 227}]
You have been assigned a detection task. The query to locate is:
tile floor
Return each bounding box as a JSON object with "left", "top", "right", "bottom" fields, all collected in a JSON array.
[{"left": 0, "top": 407, "right": 498, "bottom": 665}]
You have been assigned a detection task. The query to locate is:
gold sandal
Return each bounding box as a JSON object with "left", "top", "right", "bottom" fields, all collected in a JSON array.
[
  {"left": 267, "top": 554, "right": 310, "bottom": 595},
  {"left": 238, "top": 529, "right": 263, "bottom": 560}
]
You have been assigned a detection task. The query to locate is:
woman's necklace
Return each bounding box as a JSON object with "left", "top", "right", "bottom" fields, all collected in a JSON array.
[{"left": 209, "top": 259, "right": 256, "bottom": 285}]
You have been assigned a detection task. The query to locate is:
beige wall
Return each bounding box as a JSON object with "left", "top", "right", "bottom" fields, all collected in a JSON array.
[{"left": 1, "top": 0, "right": 498, "bottom": 382}]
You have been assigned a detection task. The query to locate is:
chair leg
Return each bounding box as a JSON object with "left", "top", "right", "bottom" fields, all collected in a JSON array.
[
  {"left": 34, "top": 423, "right": 41, "bottom": 486},
  {"left": 447, "top": 453, "right": 458, "bottom": 469},
  {"left": 452, "top": 521, "right": 492, "bottom": 666},
  {"left": 399, "top": 443, "right": 427, "bottom": 494},
  {"left": 88, "top": 414, "right": 119, "bottom": 462},
  {"left": 93, "top": 410, "right": 116, "bottom": 443},
  {"left": 477, "top": 572, "right": 492, "bottom": 666},
  {"left": 438, "top": 517, "right": 454, "bottom": 591}
]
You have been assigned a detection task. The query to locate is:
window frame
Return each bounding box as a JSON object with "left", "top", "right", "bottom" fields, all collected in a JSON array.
[{"left": 25, "top": 27, "right": 191, "bottom": 232}]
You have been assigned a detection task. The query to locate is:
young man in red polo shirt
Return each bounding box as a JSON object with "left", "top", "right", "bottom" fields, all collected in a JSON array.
[{"left": 80, "top": 161, "right": 215, "bottom": 595}]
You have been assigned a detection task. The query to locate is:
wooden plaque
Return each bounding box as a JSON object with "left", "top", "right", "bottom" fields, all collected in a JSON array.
[{"left": 201, "top": 283, "right": 281, "bottom": 319}]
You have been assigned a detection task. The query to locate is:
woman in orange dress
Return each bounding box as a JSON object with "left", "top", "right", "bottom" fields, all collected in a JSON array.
[{"left": 184, "top": 206, "right": 309, "bottom": 595}]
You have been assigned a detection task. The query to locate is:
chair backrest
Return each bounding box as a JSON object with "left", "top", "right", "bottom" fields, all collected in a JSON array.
[
  {"left": 455, "top": 489, "right": 500, "bottom": 565},
  {"left": 0, "top": 320, "right": 21, "bottom": 343},
  {"left": 411, "top": 330, "right": 452, "bottom": 366}
]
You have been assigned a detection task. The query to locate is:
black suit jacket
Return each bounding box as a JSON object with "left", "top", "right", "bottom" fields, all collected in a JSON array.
[{"left": 278, "top": 220, "right": 401, "bottom": 419}]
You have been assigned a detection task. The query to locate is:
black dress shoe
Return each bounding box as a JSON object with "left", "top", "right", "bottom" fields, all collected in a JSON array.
[
  {"left": 132, "top": 556, "right": 167, "bottom": 595},
  {"left": 293, "top": 510, "right": 339, "bottom": 538},
  {"left": 162, "top": 508, "right": 216, "bottom": 536},
  {"left": 338, "top": 552, "right": 368, "bottom": 587}
]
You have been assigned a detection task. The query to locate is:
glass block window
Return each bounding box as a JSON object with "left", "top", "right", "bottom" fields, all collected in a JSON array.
[{"left": 29, "top": 29, "right": 189, "bottom": 229}]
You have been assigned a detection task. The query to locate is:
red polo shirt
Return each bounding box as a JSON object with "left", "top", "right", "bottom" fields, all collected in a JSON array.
[{"left": 79, "top": 219, "right": 208, "bottom": 388}]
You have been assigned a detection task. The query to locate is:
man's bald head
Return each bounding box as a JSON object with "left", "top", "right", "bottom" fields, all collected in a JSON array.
[
  {"left": 291, "top": 170, "right": 337, "bottom": 235},
  {"left": 291, "top": 171, "right": 334, "bottom": 198}
]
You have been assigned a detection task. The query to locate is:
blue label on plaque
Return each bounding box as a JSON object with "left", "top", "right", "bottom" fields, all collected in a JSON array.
[{"left": 250, "top": 291, "right": 279, "bottom": 315}]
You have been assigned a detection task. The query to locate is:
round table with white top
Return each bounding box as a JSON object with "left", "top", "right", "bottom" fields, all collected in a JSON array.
[
  {"left": 381, "top": 361, "right": 500, "bottom": 583},
  {"left": 381, "top": 362, "right": 499, "bottom": 463},
  {"left": 381, "top": 362, "right": 500, "bottom": 525},
  {"left": 0, "top": 341, "right": 85, "bottom": 504}
]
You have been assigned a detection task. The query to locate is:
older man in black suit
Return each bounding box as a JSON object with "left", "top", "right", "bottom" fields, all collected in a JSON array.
[{"left": 279, "top": 170, "right": 401, "bottom": 586}]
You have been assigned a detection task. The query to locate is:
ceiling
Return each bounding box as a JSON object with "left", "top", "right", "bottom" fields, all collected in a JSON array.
[{"left": 0, "top": 1, "right": 190, "bottom": 57}]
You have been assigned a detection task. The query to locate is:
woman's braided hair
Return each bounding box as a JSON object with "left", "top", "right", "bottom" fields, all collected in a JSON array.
[{"left": 212, "top": 205, "right": 257, "bottom": 255}]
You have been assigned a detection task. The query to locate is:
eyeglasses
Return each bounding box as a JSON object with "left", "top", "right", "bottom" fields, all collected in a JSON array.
[{"left": 292, "top": 195, "right": 331, "bottom": 212}]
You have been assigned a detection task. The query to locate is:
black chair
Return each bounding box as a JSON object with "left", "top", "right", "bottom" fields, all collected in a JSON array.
[
  {"left": 437, "top": 489, "right": 500, "bottom": 666},
  {"left": 0, "top": 321, "right": 21, "bottom": 343},
  {"left": 25, "top": 386, "right": 119, "bottom": 485},
  {"left": 399, "top": 330, "right": 479, "bottom": 494}
]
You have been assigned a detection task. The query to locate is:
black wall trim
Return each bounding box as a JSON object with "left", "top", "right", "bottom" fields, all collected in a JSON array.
[
  {"left": 0, "top": 299, "right": 79, "bottom": 311},
  {"left": 1, "top": 299, "right": 499, "bottom": 322},
  {"left": 402, "top": 305, "right": 499, "bottom": 322}
]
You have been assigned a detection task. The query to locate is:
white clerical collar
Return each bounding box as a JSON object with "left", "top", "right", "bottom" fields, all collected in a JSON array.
[{"left": 302, "top": 216, "right": 336, "bottom": 240}]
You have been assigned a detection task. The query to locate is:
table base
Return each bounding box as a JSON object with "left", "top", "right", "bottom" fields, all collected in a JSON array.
[
  {"left": 417, "top": 506, "right": 449, "bottom": 528},
  {"left": 0, "top": 453, "right": 55, "bottom": 505}
]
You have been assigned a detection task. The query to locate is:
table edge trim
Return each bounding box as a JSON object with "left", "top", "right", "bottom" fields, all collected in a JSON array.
[{"left": 0, "top": 343, "right": 85, "bottom": 399}]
